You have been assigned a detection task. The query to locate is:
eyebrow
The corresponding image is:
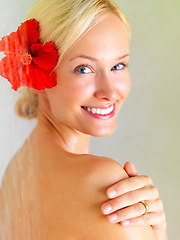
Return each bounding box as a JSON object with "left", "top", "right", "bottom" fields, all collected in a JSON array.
[{"left": 70, "top": 53, "right": 130, "bottom": 62}]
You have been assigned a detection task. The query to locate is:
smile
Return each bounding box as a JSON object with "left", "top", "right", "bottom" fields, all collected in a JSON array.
[{"left": 81, "top": 104, "right": 115, "bottom": 120}]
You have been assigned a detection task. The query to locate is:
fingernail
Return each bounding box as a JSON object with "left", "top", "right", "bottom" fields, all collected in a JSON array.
[
  {"left": 122, "top": 220, "right": 130, "bottom": 226},
  {"left": 107, "top": 188, "right": 117, "bottom": 198},
  {"left": 109, "top": 213, "right": 118, "bottom": 223},
  {"left": 102, "top": 203, "right": 112, "bottom": 214}
]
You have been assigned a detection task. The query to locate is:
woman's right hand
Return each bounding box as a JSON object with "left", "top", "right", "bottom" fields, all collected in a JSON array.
[
  {"left": 123, "top": 162, "right": 168, "bottom": 240},
  {"left": 101, "top": 161, "right": 168, "bottom": 240}
]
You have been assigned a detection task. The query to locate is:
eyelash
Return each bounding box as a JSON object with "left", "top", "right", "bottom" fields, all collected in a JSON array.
[
  {"left": 74, "top": 63, "right": 128, "bottom": 74},
  {"left": 74, "top": 64, "right": 94, "bottom": 74},
  {"left": 111, "top": 63, "right": 128, "bottom": 71}
]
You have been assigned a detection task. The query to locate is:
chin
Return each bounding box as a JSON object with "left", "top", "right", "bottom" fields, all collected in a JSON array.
[{"left": 89, "top": 125, "right": 116, "bottom": 137}]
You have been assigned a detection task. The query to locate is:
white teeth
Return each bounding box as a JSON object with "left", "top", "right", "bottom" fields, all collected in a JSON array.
[
  {"left": 92, "top": 108, "right": 96, "bottom": 114},
  {"left": 107, "top": 107, "right": 110, "bottom": 114},
  {"left": 84, "top": 105, "right": 114, "bottom": 115},
  {"left": 109, "top": 105, "right": 113, "bottom": 113},
  {"left": 101, "top": 109, "right": 106, "bottom": 115},
  {"left": 97, "top": 108, "right": 101, "bottom": 114}
]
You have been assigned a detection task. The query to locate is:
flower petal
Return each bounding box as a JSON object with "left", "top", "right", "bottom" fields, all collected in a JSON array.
[
  {"left": 0, "top": 19, "right": 39, "bottom": 55},
  {"left": 0, "top": 32, "right": 24, "bottom": 55},
  {"left": 24, "top": 63, "right": 57, "bottom": 90},
  {"left": 31, "top": 42, "right": 59, "bottom": 70},
  {"left": 0, "top": 54, "right": 24, "bottom": 91},
  {"left": 18, "top": 19, "right": 39, "bottom": 49}
]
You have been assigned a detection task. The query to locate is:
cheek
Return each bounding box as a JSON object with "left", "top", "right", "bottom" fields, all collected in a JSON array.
[
  {"left": 48, "top": 80, "right": 94, "bottom": 111},
  {"left": 61, "top": 77, "right": 95, "bottom": 102},
  {"left": 126, "top": 75, "right": 131, "bottom": 96},
  {"left": 116, "top": 73, "right": 131, "bottom": 98}
]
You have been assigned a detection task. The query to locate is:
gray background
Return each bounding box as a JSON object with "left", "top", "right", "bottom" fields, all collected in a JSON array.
[{"left": 0, "top": 0, "right": 179, "bottom": 239}]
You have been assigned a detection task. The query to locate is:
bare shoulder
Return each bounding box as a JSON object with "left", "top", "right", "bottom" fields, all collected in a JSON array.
[
  {"left": 0, "top": 150, "right": 155, "bottom": 240},
  {"left": 83, "top": 155, "right": 128, "bottom": 186},
  {"left": 73, "top": 154, "right": 156, "bottom": 240}
]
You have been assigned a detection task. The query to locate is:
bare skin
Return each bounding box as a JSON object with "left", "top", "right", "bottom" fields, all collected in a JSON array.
[
  {"left": 0, "top": 114, "right": 155, "bottom": 240},
  {"left": 0, "top": 13, "right": 167, "bottom": 239}
]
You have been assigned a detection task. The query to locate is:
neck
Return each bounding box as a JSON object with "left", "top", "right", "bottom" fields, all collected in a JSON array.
[{"left": 37, "top": 109, "right": 90, "bottom": 155}]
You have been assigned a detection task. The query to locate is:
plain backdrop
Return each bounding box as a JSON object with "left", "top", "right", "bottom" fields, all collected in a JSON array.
[{"left": 0, "top": 0, "right": 179, "bottom": 239}]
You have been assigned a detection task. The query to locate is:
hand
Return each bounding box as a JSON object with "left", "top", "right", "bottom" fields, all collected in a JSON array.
[{"left": 101, "top": 161, "right": 168, "bottom": 239}]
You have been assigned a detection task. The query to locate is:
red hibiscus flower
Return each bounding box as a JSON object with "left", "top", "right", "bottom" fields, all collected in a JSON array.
[{"left": 0, "top": 19, "right": 59, "bottom": 91}]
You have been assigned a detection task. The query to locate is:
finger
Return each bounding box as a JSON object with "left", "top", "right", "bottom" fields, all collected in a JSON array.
[
  {"left": 124, "top": 161, "right": 138, "bottom": 177},
  {"left": 102, "top": 186, "right": 159, "bottom": 215},
  {"left": 106, "top": 175, "right": 154, "bottom": 199},
  {"left": 105, "top": 199, "right": 163, "bottom": 223},
  {"left": 120, "top": 211, "right": 167, "bottom": 229}
]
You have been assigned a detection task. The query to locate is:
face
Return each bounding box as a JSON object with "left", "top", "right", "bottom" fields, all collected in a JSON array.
[{"left": 45, "top": 14, "right": 131, "bottom": 137}]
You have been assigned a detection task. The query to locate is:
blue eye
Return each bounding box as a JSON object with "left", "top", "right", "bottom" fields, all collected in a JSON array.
[
  {"left": 75, "top": 65, "right": 93, "bottom": 74},
  {"left": 112, "top": 63, "right": 126, "bottom": 71}
]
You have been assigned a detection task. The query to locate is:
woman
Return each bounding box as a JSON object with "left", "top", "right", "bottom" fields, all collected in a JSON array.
[{"left": 0, "top": 0, "right": 168, "bottom": 239}]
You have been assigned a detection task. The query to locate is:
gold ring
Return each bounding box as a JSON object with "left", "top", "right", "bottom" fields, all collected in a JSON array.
[{"left": 140, "top": 201, "right": 149, "bottom": 215}]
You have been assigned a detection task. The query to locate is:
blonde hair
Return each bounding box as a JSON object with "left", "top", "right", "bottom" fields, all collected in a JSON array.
[{"left": 16, "top": 0, "right": 130, "bottom": 119}]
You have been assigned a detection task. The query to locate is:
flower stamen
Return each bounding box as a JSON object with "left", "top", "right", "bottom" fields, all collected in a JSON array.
[{"left": 21, "top": 53, "right": 32, "bottom": 65}]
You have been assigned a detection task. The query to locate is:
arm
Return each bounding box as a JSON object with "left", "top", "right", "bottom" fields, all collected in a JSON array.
[{"left": 101, "top": 161, "right": 168, "bottom": 240}]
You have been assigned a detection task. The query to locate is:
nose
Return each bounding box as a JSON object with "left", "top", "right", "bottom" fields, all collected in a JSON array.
[{"left": 94, "top": 73, "right": 117, "bottom": 102}]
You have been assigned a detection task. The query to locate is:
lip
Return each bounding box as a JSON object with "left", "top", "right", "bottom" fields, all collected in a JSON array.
[{"left": 81, "top": 103, "right": 115, "bottom": 120}]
